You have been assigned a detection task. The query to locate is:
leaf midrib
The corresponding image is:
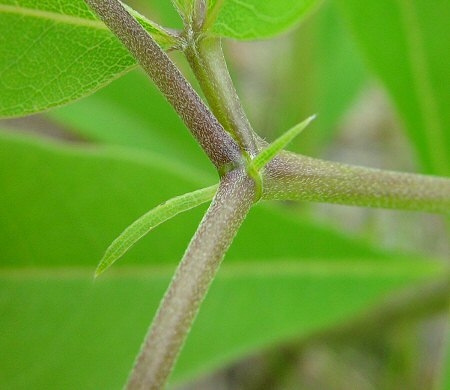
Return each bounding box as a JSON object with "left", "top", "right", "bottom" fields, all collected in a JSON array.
[
  {"left": 0, "top": 260, "right": 442, "bottom": 281},
  {"left": 0, "top": 4, "right": 106, "bottom": 29}
]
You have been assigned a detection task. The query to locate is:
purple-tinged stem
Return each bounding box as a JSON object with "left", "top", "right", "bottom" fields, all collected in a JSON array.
[
  {"left": 84, "top": 0, "right": 242, "bottom": 173},
  {"left": 264, "top": 151, "right": 450, "bottom": 214},
  {"left": 126, "top": 169, "right": 256, "bottom": 389}
]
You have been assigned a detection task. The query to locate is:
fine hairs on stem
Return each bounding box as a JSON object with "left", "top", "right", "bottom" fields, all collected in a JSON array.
[
  {"left": 126, "top": 170, "right": 256, "bottom": 389},
  {"left": 84, "top": 0, "right": 243, "bottom": 173}
]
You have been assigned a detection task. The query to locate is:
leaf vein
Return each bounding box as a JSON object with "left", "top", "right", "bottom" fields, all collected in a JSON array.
[{"left": 0, "top": 4, "right": 106, "bottom": 29}]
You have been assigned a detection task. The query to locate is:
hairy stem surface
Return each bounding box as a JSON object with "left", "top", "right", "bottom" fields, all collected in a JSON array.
[
  {"left": 126, "top": 169, "right": 256, "bottom": 389},
  {"left": 84, "top": 0, "right": 242, "bottom": 173},
  {"left": 263, "top": 151, "right": 450, "bottom": 213}
]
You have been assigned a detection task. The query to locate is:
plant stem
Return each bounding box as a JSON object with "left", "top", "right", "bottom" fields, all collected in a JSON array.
[
  {"left": 185, "top": 35, "right": 258, "bottom": 157},
  {"left": 263, "top": 151, "right": 450, "bottom": 213},
  {"left": 84, "top": 0, "right": 242, "bottom": 174},
  {"left": 126, "top": 169, "right": 256, "bottom": 389}
]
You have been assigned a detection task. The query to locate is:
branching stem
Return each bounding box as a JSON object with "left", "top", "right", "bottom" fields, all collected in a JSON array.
[
  {"left": 126, "top": 169, "right": 256, "bottom": 389},
  {"left": 84, "top": 0, "right": 242, "bottom": 174},
  {"left": 85, "top": 2, "right": 450, "bottom": 389}
]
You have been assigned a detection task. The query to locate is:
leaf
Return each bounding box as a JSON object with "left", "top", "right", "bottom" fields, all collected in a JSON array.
[
  {"left": 313, "top": 0, "right": 368, "bottom": 145},
  {"left": 1, "top": 262, "right": 443, "bottom": 389},
  {"left": 207, "top": 0, "right": 321, "bottom": 40},
  {"left": 251, "top": 114, "right": 316, "bottom": 171},
  {"left": 0, "top": 130, "right": 445, "bottom": 388},
  {"left": 0, "top": 130, "right": 212, "bottom": 269},
  {"left": 337, "top": 0, "right": 450, "bottom": 176},
  {"left": 0, "top": 0, "right": 177, "bottom": 118},
  {"left": 96, "top": 184, "right": 218, "bottom": 277}
]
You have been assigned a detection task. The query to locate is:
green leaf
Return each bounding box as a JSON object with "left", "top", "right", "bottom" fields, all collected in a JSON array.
[
  {"left": 314, "top": 1, "right": 368, "bottom": 145},
  {"left": 207, "top": 0, "right": 321, "bottom": 40},
  {"left": 0, "top": 130, "right": 212, "bottom": 269},
  {"left": 96, "top": 184, "right": 218, "bottom": 277},
  {"left": 1, "top": 263, "right": 443, "bottom": 389},
  {"left": 0, "top": 130, "right": 445, "bottom": 388},
  {"left": 337, "top": 0, "right": 450, "bottom": 176},
  {"left": 0, "top": 0, "right": 177, "bottom": 118}
]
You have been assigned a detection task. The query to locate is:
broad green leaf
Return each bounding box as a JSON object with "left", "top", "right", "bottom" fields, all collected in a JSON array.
[
  {"left": 207, "top": 0, "right": 321, "bottom": 40},
  {"left": 96, "top": 184, "right": 218, "bottom": 277},
  {"left": 0, "top": 130, "right": 445, "bottom": 388},
  {"left": 0, "top": 264, "right": 442, "bottom": 389},
  {"left": 0, "top": 0, "right": 177, "bottom": 118},
  {"left": 0, "top": 131, "right": 211, "bottom": 268},
  {"left": 337, "top": 0, "right": 450, "bottom": 176}
]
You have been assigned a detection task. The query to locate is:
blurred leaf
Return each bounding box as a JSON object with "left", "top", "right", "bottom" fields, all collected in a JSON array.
[
  {"left": 0, "top": 0, "right": 177, "bottom": 118},
  {"left": 0, "top": 130, "right": 444, "bottom": 388},
  {"left": 243, "top": 1, "right": 367, "bottom": 156},
  {"left": 1, "top": 262, "right": 441, "bottom": 389},
  {"left": 314, "top": 1, "right": 367, "bottom": 142},
  {"left": 337, "top": 0, "right": 450, "bottom": 175},
  {"left": 207, "top": 0, "right": 321, "bottom": 40},
  {"left": 0, "top": 131, "right": 211, "bottom": 268}
]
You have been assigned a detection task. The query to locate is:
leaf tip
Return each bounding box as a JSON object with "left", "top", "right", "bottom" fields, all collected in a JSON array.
[
  {"left": 308, "top": 113, "right": 318, "bottom": 123},
  {"left": 94, "top": 259, "right": 108, "bottom": 279},
  {"left": 251, "top": 113, "right": 317, "bottom": 171}
]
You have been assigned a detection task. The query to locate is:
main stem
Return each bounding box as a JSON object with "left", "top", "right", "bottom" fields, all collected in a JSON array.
[
  {"left": 84, "top": 0, "right": 242, "bottom": 173},
  {"left": 126, "top": 169, "right": 256, "bottom": 389}
]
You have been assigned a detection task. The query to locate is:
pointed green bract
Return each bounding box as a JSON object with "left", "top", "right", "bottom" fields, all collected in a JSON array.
[
  {"left": 251, "top": 114, "right": 316, "bottom": 172},
  {"left": 95, "top": 185, "right": 218, "bottom": 277},
  {"left": 0, "top": 0, "right": 178, "bottom": 118},
  {"left": 206, "top": 0, "right": 320, "bottom": 40}
]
